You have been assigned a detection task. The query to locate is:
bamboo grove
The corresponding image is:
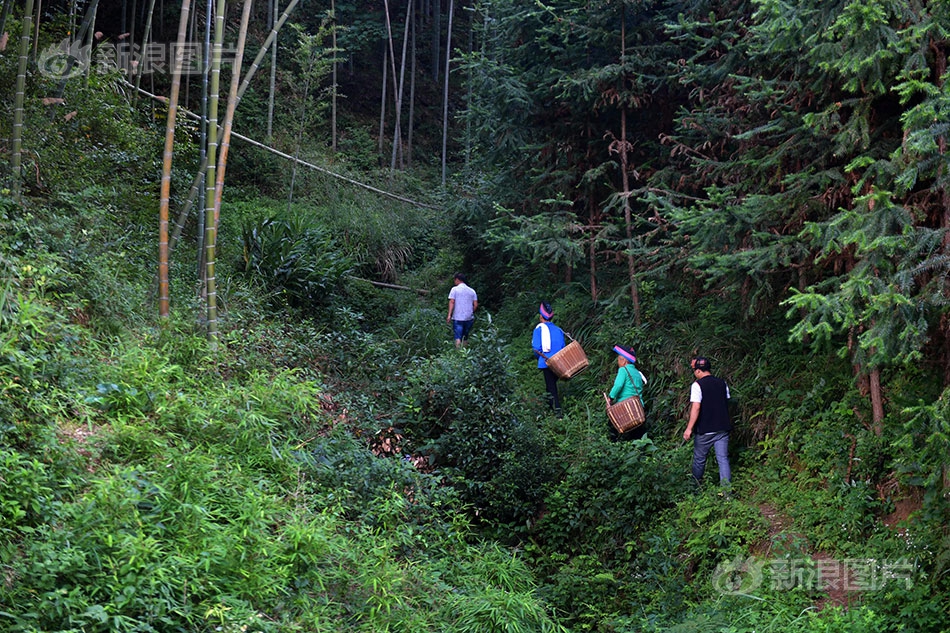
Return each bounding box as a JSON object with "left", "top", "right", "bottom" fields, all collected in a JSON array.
[{"left": 3, "top": 1, "right": 950, "bottom": 631}]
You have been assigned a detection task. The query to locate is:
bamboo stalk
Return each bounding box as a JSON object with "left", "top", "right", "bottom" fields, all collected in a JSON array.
[
  {"left": 212, "top": 0, "right": 253, "bottom": 230},
  {"left": 440, "top": 0, "right": 454, "bottom": 186},
  {"left": 10, "top": 0, "right": 36, "bottom": 202},
  {"left": 202, "top": 0, "right": 225, "bottom": 346},
  {"left": 133, "top": 0, "right": 158, "bottom": 102},
  {"left": 158, "top": 0, "right": 193, "bottom": 319}
]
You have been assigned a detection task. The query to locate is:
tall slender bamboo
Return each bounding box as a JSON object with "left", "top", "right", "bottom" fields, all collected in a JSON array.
[
  {"left": 431, "top": 0, "right": 439, "bottom": 82},
  {"left": 196, "top": 0, "right": 211, "bottom": 280},
  {"left": 287, "top": 31, "right": 319, "bottom": 212},
  {"left": 378, "top": 47, "right": 387, "bottom": 158},
  {"left": 183, "top": 2, "right": 196, "bottom": 106},
  {"left": 618, "top": 10, "right": 640, "bottom": 324},
  {"left": 440, "top": 0, "right": 453, "bottom": 186},
  {"left": 212, "top": 0, "right": 253, "bottom": 230},
  {"left": 330, "top": 0, "right": 336, "bottom": 153},
  {"left": 129, "top": 0, "right": 138, "bottom": 62},
  {"left": 52, "top": 0, "right": 101, "bottom": 98},
  {"left": 68, "top": 0, "right": 77, "bottom": 45},
  {"left": 406, "top": 0, "right": 416, "bottom": 167},
  {"left": 158, "top": 0, "right": 193, "bottom": 319},
  {"left": 10, "top": 0, "right": 36, "bottom": 203},
  {"left": 202, "top": 0, "right": 226, "bottom": 346},
  {"left": 169, "top": 165, "right": 206, "bottom": 252},
  {"left": 0, "top": 0, "right": 14, "bottom": 45},
  {"left": 83, "top": 1, "right": 98, "bottom": 82},
  {"left": 267, "top": 0, "right": 277, "bottom": 141},
  {"left": 391, "top": 0, "right": 411, "bottom": 171},
  {"left": 382, "top": 0, "right": 400, "bottom": 172},
  {"left": 30, "top": 0, "right": 40, "bottom": 63},
  {"left": 133, "top": 0, "right": 158, "bottom": 102},
  {"left": 172, "top": 0, "right": 298, "bottom": 253},
  {"left": 235, "top": 0, "right": 299, "bottom": 102}
]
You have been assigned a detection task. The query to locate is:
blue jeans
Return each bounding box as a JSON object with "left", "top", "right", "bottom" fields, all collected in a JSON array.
[
  {"left": 452, "top": 319, "right": 474, "bottom": 342},
  {"left": 692, "top": 431, "right": 731, "bottom": 485}
]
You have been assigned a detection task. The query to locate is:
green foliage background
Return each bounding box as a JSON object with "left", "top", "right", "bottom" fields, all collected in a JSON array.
[{"left": 2, "top": 1, "right": 950, "bottom": 632}]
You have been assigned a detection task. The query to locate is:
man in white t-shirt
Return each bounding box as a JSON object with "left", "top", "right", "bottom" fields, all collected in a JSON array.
[
  {"left": 446, "top": 273, "right": 478, "bottom": 348},
  {"left": 683, "top": 356, "right": 733, "bottom": 486}
]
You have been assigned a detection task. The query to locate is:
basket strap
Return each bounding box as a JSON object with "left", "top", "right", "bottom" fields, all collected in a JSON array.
[{"left": 536, "top": 330, "right": 579, "bottom": 359}]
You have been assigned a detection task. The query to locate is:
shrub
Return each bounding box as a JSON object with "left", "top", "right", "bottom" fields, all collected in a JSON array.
[
  {"left": 241, "top": 213, "right": 353, "bottom": 311},
  {"left": 398, "top": 327, "right": 555, "bottom": 530}
]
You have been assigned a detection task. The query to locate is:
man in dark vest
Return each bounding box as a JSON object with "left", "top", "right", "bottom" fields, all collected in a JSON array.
[{"left": 683, "top": 356, "right": 732, "bottom": 486}]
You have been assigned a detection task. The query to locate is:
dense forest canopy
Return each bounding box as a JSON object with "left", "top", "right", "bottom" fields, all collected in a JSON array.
[{"left": 2, "top": 0, "right": 950, "bottom": 631}]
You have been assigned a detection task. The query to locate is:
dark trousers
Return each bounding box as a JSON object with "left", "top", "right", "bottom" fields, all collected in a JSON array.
[
  {"left": 541, "top": 368, "right": 561, "bottom": 413},
  {"left": 691, "top": 431, "right": 731, "bottom": 484}
]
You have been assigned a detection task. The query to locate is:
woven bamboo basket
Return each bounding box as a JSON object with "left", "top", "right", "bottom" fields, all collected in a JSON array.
[
  {"left": 605, "top": 394, "right": 645, "bottom": 434},
  {"left": 545, "top": 340, "right": 589, "bottom": 380}
]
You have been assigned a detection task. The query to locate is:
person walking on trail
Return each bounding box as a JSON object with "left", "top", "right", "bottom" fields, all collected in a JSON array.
[
  {"left": 683, "top": 356, "right": 733, "bottom": 486},
  {"left": 446, "top": 273, "right": 478, "bottom": 348},
  {"left": 607, "top": 345, "right": 646, "bottom": 441},
  {"left": 532, "top": 302, "right": 566, "bottom": 415}
]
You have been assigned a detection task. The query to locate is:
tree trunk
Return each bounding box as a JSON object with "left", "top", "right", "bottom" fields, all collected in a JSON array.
[
  {"left": 10, "top": 0, "right": 35, "bottom": 203},
  {"left": 618, "top": 12, "right": 641, "bottom": 325},
  {"left": 587, "top": 196, "right": 597, "bottom": 299},
  {"left": 440, "top": 0, "right": 453, "bottom": 186},
  {"left": 158, "top": 0, "right": 193, "bottom": 319},
  {"left": 391, "top": 0, "right": 411, "bottom": 171},
  {"left": 83, "top": 0, "right": 98, "bottom": 82},
  {"left": 406, "top": 0, "right": 416, "bottom": 167},
  {"left": 869, "top": 367, "right": 884, "bottom": 434},
  {"left": 330, "top": 0, "right": 336, "bottom": 153},
  {"left": 31, "top": 0, "right": 40, "bottom": 63},
  {"left": 431, "top": 0, "right": 440, "bottom": 82},
  {"left": 464, "top": 11, "right": 472, "bottom": 167},
  {"left": 378, "top": 46, "right": 387, "bottom": 159},
  {"left": 267, "top": 0, "right": 278, "bottom": 141},
  {"left": 129, "top": 0, "right": 138, "bottom": 61},
  {"left": 202, "top": 0, "right": 226, "bottom": 347}
]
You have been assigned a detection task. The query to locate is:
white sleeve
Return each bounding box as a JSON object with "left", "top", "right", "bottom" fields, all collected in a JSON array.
[{"left": 690, "top": 382, "right": 702, "bottom": 403}]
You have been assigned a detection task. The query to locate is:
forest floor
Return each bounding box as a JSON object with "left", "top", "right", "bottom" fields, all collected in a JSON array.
[{"left": 755, "top": 492, "right": 921, "bottom": 611}]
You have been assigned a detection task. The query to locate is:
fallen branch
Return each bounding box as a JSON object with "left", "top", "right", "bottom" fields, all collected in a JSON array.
[{"left": 347, "top": 275, "right": 429, "bottom": 295}]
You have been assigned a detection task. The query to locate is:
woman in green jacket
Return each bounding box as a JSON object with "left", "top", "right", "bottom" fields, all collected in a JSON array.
[{"left": 608, "top": 345, "right": 646, "bottom": 440}]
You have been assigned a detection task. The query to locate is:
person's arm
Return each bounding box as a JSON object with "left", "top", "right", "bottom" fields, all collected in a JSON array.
[
  {"left": 446, "top": 298, "right": 455, "bottom": 323},
  {"left": 608, "top": 369, "right": 626, "bottom": 401},
  {"left": 473, "top": 299, "right": 478, "bottom": 312},
  {"left": 532, "top": 324, "right": 542, "bottom": 358},
  {"left": 683, "top": 401, "right": 700, "bottom": 440}
]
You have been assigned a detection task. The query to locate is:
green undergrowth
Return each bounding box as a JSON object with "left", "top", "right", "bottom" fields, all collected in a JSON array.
[
  {"left": 0, "top": 283, "right": 568, "bottom": 632},
  {"left": 4, "top": 56, "right": 950, "bottom": 633}
]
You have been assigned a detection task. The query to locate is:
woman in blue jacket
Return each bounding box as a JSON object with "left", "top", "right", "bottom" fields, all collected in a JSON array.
[{"left": 532, "top": 302, "right": 566, "bottom": 415}]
